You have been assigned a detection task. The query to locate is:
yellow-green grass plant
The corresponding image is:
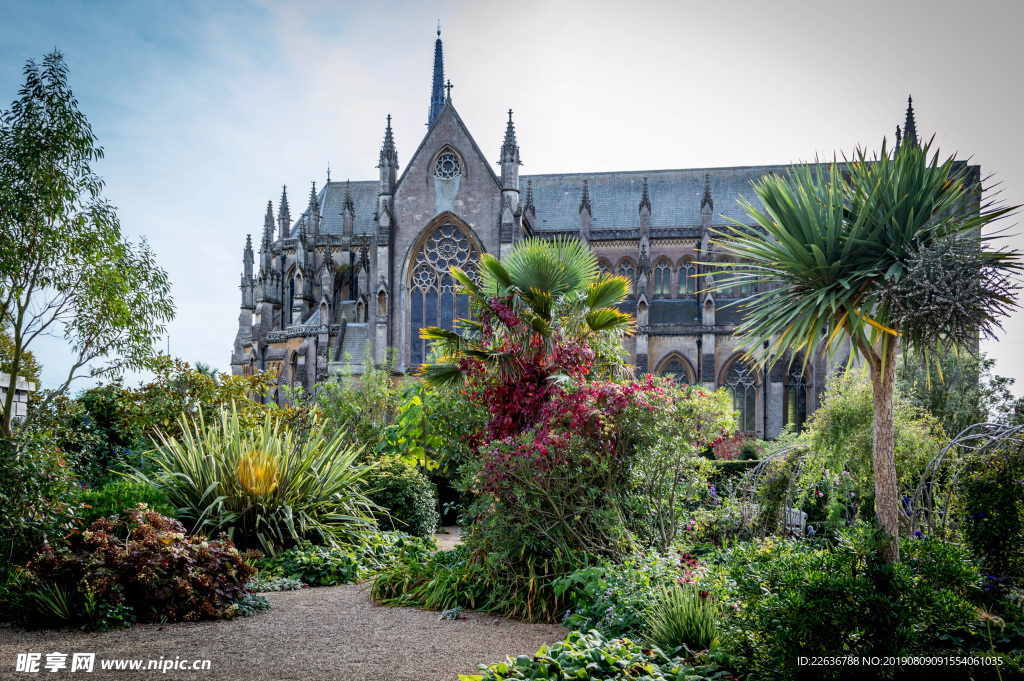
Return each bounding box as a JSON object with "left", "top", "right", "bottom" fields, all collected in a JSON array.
[
  {"left": 128, "top": 405, "right": 379, "bottom": 555},
  {"left": 645, "top": 585, "right": 721, "bottom": 653}
]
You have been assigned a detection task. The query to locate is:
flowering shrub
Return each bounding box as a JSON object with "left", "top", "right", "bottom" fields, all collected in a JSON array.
[{"left": 12, "top": 505, "right": 257, "bottom": 628}]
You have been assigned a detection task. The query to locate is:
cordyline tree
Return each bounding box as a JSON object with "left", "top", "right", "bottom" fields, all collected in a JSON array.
[
  {"left": 0, "top": 51, "right": 175, "bottom": 438},
  {"left": 711, "top": 137, "right": 1019, "bottom": 563}
]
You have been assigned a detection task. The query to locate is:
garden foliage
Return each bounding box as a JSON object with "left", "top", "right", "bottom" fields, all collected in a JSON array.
[
  {"left": 364, "top": 454, "right": 439, "bottom": 538},
  {"left": 10, "top": 505, "right": 257, "bottom": 629}
]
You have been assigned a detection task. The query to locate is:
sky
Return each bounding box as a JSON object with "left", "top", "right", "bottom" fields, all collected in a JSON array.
[{"left": 2, "top": 0, "right": 1023, "bottom": 393}]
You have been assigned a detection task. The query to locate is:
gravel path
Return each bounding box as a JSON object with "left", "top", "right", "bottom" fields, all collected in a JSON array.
[{"left": 0, "top": 529, "right": 565, "bottom": 681}]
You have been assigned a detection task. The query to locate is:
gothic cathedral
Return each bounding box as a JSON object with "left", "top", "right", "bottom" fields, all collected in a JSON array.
[{"left": 231, "top": 29, "right": 952, "bottom": 439}]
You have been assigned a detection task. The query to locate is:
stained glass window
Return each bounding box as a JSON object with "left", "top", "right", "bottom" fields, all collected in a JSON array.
[
  {"left": 678, "top": 258, "right": 696, "bottom": 296},
  {"left": 660, "top": 357, "right": 692, "bottom": 386},
  {"left": 409, "top": 222, "right": 479, "bottom": 366},
  {"left": 653, "top": 259, "right": 671, "bottom": 296},
  {"left": 434, "top": 151, "right": 461, "bottom": 179},
  {"left": 617, "top": 258, "right": 635, "bottom": 293},
  {"left": 785, "top": 362, "right": 808, "bottom": 432},
  {"left": 724, "top": 359, "right": 758, "bottom": 433}
]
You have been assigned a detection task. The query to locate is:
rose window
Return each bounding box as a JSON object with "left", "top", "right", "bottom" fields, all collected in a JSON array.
[{"left": 434, "top": 151, "right": 461, "bottom": 179}]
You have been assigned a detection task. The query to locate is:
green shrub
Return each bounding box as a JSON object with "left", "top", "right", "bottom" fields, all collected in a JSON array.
[
  {"left": 468, "top": 629, "right": 732, "bottom": 681},
  {"left": 78, "top": 480, "right": 176, "bottom": 527},
  {"left": 710, "top": 528, "right": 980, "bottom": 679},
  {"left": 10, "top": 505, "right": 257, "bottom": 629},
  {"left": 372, "top": 544, "right": 489, "bottom": 612},
  {"left": 258, "top": 531, "right": 435, "bottom": 587},
  {"left": 956, "top": 441, "right": 1024, "bottom": 592},
  {"left": 128, "top": 407, "right": 377, "bottom": 553},
  {"left": 365, "top": 455, "right": 439, "bottom": 538},
  {"left": 553, "top": 553, "right": 690, "bottom": 639},
  {"left": 0, "top": 435, "right": 85, "bottom": 567},
  {"left": 645, "top": 586, "right": 721, "bottom": 653}
]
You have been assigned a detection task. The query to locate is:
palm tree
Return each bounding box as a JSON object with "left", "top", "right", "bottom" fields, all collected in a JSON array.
[
  {"left": 711, "top": 139, "right": 1019, "bottom": 563},
  {"left": 419, "top": 236, "right": 635, "bottom": 388}
]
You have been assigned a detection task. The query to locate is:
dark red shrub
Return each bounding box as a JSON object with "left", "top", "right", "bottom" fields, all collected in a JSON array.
[{"left": 23, "top": 504, "right": 258, "bottom": 624}]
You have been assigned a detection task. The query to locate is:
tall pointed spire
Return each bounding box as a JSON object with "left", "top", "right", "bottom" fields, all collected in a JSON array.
[
  {"left": 579, "top": 179, "right": 591, "bottom": 215},
  {"left": 262, "top": 200, "right": 275, "bottom": 244},
  {"left": 524, "top": 178, "right": 535, "bottom": 213},
  {"left": 306, "top": 181, "right": 320, "bottom": 235},
  {"left": 639, "top": 177, "right": 651, "bottom": 213},
  {"left": 243, "top": 234, "right": 254, "bottom": 280},
  {"left": 379, "top": 114, "right": 398, "bottom": 167},
  {"left": 343, "top": 179, "right": 354, "bottom": 213},
  {"left": 700, "top": 172, "right": 713, "bottom": 213},
  {"left": 428, "top": 24, "right": 445, "bottom": 127},
  {"left": 903, "top": 95, "right": 919, "bottom": 149},
  {"left": 895, "top": 125, "right": 902, "bottom": 151},
  {"left": 501, "top": 109, "right": 519, "bottom": 163},
  {"left": 278, "top": 185, "right": 291, "bottom": 238}
]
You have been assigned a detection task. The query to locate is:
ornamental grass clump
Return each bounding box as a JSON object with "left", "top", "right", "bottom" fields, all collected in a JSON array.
[
  {"left": 128, "top": 405, "right": 378, "bottom": 554},
  {"left": 646, "top": 585, "right": 721, "bottom": 653}
]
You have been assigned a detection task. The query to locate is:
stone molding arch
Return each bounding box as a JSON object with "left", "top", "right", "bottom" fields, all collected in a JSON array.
[{"left": 655, "top": 352, "right": 696, "bottom": 385}]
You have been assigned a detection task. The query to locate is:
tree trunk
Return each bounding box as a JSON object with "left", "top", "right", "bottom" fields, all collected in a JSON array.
[{"left": 869, "top": 341, "right": 901, "bottom": 564}]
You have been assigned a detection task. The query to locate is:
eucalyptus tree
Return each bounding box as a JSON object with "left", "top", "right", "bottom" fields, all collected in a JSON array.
[
  {"left": 0, "top": 51, "right": 174, "bottom": 436},
  {"left": 419, "top": 236, "right": 634, "bottom": 387},
  {"left": 712, "top": 139, "right": 1018, "bottom": 562}
]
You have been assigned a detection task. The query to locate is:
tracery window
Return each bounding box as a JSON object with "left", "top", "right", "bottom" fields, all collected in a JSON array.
[
  {"left": 659, "top": 356, "right": 693, "bottom": 386},
  {"left": 653, "top": 259, "right": 672, "bottom": 296},
  {"left": 738, "top": 262, "right": 758, "bottom": 297},
  {"left": 409, "top": 222, "right": 479, "bottom": 366},
  {"left": 678, "top": 257, "right": 696, "bottom": 296},
  {"left": 434, "top": 151, "right": 461, "bottom": 179},
  {"left": 616, "top": 258, "right": 635, "bottom": 294},
  {"left": 597, "top": 259, "right": 611, "bottom": 276},
  {"left": 785, "top": 362, "right": 808, "bottom": 433},
  {"left": 723, "top": 358, "right": 758, "bottom": 433}
]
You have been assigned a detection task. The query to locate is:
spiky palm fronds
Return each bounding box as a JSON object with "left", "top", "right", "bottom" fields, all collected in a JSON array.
[{"left": 419, "top": 236, "right": 634, "bottom": 388}]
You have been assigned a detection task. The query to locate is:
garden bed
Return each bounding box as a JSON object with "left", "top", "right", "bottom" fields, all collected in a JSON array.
[{"left": 0, "top": 584, "right": 562, "bottom": 681}]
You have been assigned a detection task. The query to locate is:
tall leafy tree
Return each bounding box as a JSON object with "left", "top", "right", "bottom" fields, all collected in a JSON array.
[
  {"left": 0, "top": 51, "right": 174, "bottom": 437},
  {"left": 712, "top": 139, "right": 1019, "bottom": 562}
]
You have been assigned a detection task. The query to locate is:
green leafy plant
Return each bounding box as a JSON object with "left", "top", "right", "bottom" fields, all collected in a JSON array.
[
  {"left": 78, "top": 480, "right": 176, "bottom": 527},
  {"left": 466, "top": 629, "right": 733, "bottom": 681},
  {"left": 364, "top": 454, "right": 439, "bottom": 538},
  {"left": 646, "top": 585, "right": 721, "bottom": 652},
  {"left": 128, "top": 406, "right": 377, "bottom": 554}
]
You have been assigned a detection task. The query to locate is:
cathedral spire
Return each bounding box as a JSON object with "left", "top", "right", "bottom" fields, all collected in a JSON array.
[
  {"left": 524, "top": 178, "right": 535, "bottom": 213},
  {"left": 639, "top": 177, "right": 651, "bottom": 214},
  {"left": 306, "top": 181, "right": 320, "bottom": 235},
  {"left": 428, "top": 25, "right": 445, "bottom": 127},
  {"left": 501, "top": 109, "right": 519, "bottom": 163},
  {"left": 903, "top": 95, "right": 919, "bottom": 149},
  {"left": 379, "top": 114, "right": 398, "bottom": 167},
  {"left": 700, "top": 172, "right": 713, "bottom": 213},
  {"left": 579, "top": 179, "right": 591, "bottom": 215},
  {"left": 278, "top": 185, "right": 291, "bottom": 238},
  {"left": 343, "top": 179, "right": 355, "bottom": 214},
  {"left": 243, "top": 234, "right": 254, "bottom": 281},
  {"left": 263, "top": 200, "right": 275, "bottom": 244},
  {"left": 895, "top": 125, "right": 902, "bottom": 151}
]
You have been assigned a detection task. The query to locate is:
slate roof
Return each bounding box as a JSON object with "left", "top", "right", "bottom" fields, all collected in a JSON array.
[
  {"left": 289, "top": 181, "right": 379, "bottom": 237},
  {"left": 519, "top": 166, "right": 793, "bottom": 233}
]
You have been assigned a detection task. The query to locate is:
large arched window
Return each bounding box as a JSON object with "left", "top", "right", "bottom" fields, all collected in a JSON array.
[
  {"left": 657, "top": 354, "right": 694, "bottom": 386},
  {"left": 785, "top": 361, "right": 809, "bottom": 433},
  {"left": 722, "top": 357, "right": 759, "bottom": 433},
  {"left": 408, "top": 221, "right": 480, "bottom": 366},
  {"left": 652, "top": 258, "right": 672, "bottom": 296},
  {"left": 616, "top": 257, "right": 636, "bottom": 295},
  {"left": 596, "top": 258, "right": 612, "bottom": 276},
  {"left": 678, "top": 257, "right": 696, "bottom": 296}
]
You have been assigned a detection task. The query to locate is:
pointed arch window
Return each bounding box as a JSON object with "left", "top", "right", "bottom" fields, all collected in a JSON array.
[
  {"left": 288, "top": 278, "right": 295, "bottom": 325},
  {"left": 653, "top": 258, "right": 672, "bottom": 296},
  {"left": 678, "top": 257, "right": 697, "bottom": 296},
  {"left": 409, "top": 221, "right": 480, "bottom": 366},
  {"left": 616, "top": 258, "right": 636, "bottom": 294},
  {"left": 658, "top": 355, "right": 694, "bottom": 386},
  {"left": 597, "top": 259, "right": 611, "bottom": 276},
  {"left": 785, "top": 362, "right": 809, "bottom": 433},
  {"left": 723, "top": 357, "right": 759, "bottom": 433}
]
